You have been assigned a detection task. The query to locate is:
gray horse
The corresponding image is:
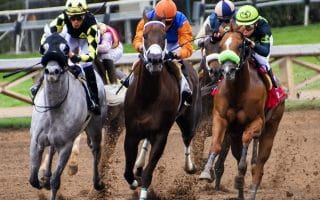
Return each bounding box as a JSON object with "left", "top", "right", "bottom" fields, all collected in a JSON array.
[{"left": 29, "top": 33, "right": 107, "bottom": 200}]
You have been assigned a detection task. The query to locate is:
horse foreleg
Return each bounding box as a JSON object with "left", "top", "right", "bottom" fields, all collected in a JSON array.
[
  {"left": 213, "top": 133, "right": 231, "bottom": 190},
  {"left": 50, "top": 142, "right": 73, "bottom": 200},
  {"left": 140, "top": 133, "right": 168, "bottom": 200},
  {"left": 68, "top": 134, "right": 82, "bottom": 176},
  {"left": 124, "top": 133, "right": 140, "bottom": 190},
  {"left": 87, "top": 128, "right": 105, "bottom": 191},
  {"left": 39, "top": 146, "right": 55, "bottom": 190},
  {"left": 235, "top": 116, "right": 264, "bottom": 199},
  {"left": 184, "top": 145, "right": 196, "bottom": 173},
  {"left": 134, "top": 139, "right": 149, "bottom": 177},
  {"left": 250, "top": 120, "right": 280, "bottom": 200},
  {"left": 29, "top": 139, "right": 45, "bottom": 189},
  {"left": 199, "top": 112, "right": 227, "bottom": 182}
]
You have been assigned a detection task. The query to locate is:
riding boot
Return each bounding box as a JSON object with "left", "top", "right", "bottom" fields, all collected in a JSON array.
[
  {"left": 83, "top": 66, "right": 101, "bottom": 115},
  {"left": 30, "top": 74, "right": 44, "bottom": 98},
  {"left": 180, "top": 61, "right": 193, "bottom": 105},
  {"left": 102, "top": 59, "right": 117, "bottom": 84},
  {"left": 267, "top": 68, "right": 278, "bottom": 88}
]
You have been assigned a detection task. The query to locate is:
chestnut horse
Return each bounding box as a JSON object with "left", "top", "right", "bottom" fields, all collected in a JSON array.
[
  {"left": 123, "top": 20, "right": 201, "bottom": 199},
  {"left": 199, "top": 30, "right": 285, "bottom": 199},
  {"left": 198, "top": 24, "right": 233, "bottom": 190}
]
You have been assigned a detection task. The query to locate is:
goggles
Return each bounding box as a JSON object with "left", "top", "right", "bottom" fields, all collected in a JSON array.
[
  {"left": 218, "top": 17, "right": 231, "bottom": 24},
  {"left": 165, "top": 18, "right": 174, "bottom": 26},
  {"left": 69, "top": 14, "right": 84, "bottom": 21},
  {"left": 245, "top": 24, "right": 255, "bottom": 30}
]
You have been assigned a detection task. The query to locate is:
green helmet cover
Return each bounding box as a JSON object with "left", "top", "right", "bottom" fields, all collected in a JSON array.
[{"left": 236, "top": 5, "right": 260, "bottom": 25}]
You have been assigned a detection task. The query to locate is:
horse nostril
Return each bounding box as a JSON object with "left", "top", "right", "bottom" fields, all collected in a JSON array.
[
  {"left": 54, "top": 69, "right": 60, "bottom": 74},
  {"left": 44, "top": 68, "right": 49, "bottom": 74}
]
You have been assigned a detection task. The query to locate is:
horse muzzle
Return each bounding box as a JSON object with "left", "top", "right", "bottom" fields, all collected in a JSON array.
[{"left": 221, "top": 62, "right": 238, "bottom": 80}]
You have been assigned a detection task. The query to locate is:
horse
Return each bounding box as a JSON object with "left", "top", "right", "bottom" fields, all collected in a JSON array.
[
  {"left": 199, "top": 29, "right": 285, "bottom": 199},
  {"left": 29, "top": 32, "right": 107, "bottom": 200},
  {"left": 197, "top": 24, "right": 235, "bottom": 190},
  {"left": 123, "top": 19, "right": 201, "bottom": 199}
]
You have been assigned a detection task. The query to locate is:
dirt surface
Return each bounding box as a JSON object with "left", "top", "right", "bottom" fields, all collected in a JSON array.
[{"left": 1, "top": 110, "right": 320, "bottom": 200}]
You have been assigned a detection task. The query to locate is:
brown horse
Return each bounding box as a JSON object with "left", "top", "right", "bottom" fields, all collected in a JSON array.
[
  {"left": 198, "top": 24, "right": 233, "bottom": 190},
  {"left": 123, "top": 20, "right": 201, "bottom": 199},
  {"left": 199, "top": 30, "right": 285, "bottom": 199}
]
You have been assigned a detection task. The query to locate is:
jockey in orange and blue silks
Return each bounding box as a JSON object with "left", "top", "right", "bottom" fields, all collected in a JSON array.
[
  {"left": 132, "top": 0, "right": 193, "bottom": 105},
  {"left": 133, "top": 0, "right": 193, "bottom": 59}
]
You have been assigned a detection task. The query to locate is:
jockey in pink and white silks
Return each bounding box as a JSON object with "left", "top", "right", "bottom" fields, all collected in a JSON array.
[{"left": 97, "top": 23, "right": 125, "bottom": 84}]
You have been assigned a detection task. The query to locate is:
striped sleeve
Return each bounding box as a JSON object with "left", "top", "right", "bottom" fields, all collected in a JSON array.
[
  {"left": 40, "top": 14, "right": 65, "bottom": 44},
  {"left": 80, "top": 24, "right": 99, "bottom": 62}
]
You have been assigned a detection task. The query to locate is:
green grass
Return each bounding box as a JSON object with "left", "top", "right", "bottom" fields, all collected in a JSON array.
[
  {"left": 272, "top": 23, "right": 320, "bottom": 45},
  {"left": 0, "top": 117, "right": 31, "bottom": 128},
  {"left": 285, "top": 99, "right": 320, "bottom": 111}
]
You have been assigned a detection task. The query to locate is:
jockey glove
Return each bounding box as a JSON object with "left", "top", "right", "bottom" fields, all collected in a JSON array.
[
  {"left": 165, "top": 51, "right": 178, "bottom": 60},
  {"left": 244, "top": 38, "right": 255, "bottom": 48},
  {"left": 70, "top": 55, "right": 81, "bottom": 63},
  {"left": 198, "top": 39, "right": 205, "bottom": 48}
]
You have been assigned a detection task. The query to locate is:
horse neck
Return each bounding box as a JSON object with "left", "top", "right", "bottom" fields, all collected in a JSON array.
[
  {"left": 44, "top": 73, "right": 69, "bottom": 107},
  {"left": 226, "top": 62, "right": 251, "bottom": 96},
  {"left": 136, "top": 63, "right": 163, "bottom": 101}
]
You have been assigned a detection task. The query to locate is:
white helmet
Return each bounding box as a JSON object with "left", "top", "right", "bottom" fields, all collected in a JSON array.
[{"left": 65, "top": 0, "right": 88, "bottom": 16}]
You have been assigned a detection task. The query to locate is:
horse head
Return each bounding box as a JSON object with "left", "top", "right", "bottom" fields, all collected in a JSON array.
[
  {"left": 200, "top": 24, "right": 222, "bottom": 82},
  {"left": 142, "top": 16, "right": 167, "bottom": 74},
  {"left": 40, "top": 32, "right": 70, "bottom": 82},
  {"left": 218, "top": 29, "right": 251, "bottom": 80}
]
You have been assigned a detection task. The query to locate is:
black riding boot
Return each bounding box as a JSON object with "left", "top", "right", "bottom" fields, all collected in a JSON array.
[
  {"left": 267, "top": 68, "right": 277, "bottom": 88},
  {"left": 102, "top": 59, "right": 117, "bottom": 84},
  {"left": 180, "top": 61, "right": 193, "bottom": 105},
  {"left": 84, "top": 66, "right": 101, "bottom": 115},
  {"left": 30, "top": 74, "right": 44, "bottom": 98}
]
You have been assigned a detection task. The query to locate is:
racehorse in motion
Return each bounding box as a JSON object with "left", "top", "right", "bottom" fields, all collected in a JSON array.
[
  {"left": 29, "top": 33, "right": 107, "bottom": 200},
  {"left": 123, "top": 19, "right": 201, "bottom": 199},
  {"left": 199, "top": 29, "right": 286, "bottom": 199}
]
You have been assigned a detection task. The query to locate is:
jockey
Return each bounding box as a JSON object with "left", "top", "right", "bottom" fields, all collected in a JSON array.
[
  {"left": 195, "top": 0, "right": 235, "bottom": 47},
  {"left": 32, "top": 0, "right": 101, "bottom": 114},
  {"left": 131, "top": 0, "right": 193, "bottom": 105},
  {"left": 97, "top": 23, "right": 125, "bottom": 84},
  {"left": 235, "top": 5, "right": 277, "bottom": 88}
]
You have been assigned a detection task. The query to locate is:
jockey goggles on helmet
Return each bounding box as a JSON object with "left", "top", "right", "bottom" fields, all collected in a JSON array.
[{"left": 69, "top": 14, "right": 84, "bottom": 21}]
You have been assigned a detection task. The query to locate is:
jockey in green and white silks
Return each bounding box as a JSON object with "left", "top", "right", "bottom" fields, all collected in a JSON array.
[{"left": 236, "top": 5, "right": 277, "bottom": 87}]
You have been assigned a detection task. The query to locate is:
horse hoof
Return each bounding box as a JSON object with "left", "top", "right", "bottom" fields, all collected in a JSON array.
[
  {"left": 234, "top": 175, "right": 244, "bottom": 190},
  {"left": 199, "top": 171, "right": 212, "bottom": 182},
  {"left": 68, "top": 164, "right": 78, "bottom": 176},
  {"left": 185, "top": 165, "right": 196, "bottom": 174},
  {"left": 94, "top": 181, "right": 105, "bottom": 191},
  {"left": 29, "top": 177, "right": 42, "bottom": 189},
  {"left": 40, "top": 176, "right": 51, "bottom": 190},
  {"left": 130, "top": 180, "right": 138, "bottom": 190}
]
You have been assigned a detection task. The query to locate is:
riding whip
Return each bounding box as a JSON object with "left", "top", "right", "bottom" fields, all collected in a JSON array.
[{"left": 3, "top": 61, "right": 41, "bottom": 78}]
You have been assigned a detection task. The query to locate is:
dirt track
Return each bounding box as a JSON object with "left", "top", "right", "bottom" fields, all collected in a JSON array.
[{"left": 0, "top": 110, "right": 320, "bottom": 200}]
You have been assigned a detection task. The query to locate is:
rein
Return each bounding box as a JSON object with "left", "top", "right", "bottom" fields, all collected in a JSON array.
[{"left": 32, "top": 68, "right": 70, "bottom": 113}]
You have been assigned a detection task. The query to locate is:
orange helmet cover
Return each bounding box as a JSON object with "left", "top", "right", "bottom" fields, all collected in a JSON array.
[{"left": 155, "top": 0, "right": 177, "bottom": 19}]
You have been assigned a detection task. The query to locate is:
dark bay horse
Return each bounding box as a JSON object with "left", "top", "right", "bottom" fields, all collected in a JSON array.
[
  {"left": 123, "top": 20, "right": 201, "bottom": 199},
  {"left": 199, "top": 30, "right": 285, "bottom": 199}
]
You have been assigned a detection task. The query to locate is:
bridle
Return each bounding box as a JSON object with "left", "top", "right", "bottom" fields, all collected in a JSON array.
[
  {"left": 142, "top": 21, "right": 167, "bottom": 65},
  {"left": 32, "top": 64, "right": 70, "bottom": 113}
]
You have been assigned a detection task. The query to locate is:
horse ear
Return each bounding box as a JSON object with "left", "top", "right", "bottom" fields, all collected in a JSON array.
[{"left": 142, "top": 9, "right": 149, "bottom": 23}]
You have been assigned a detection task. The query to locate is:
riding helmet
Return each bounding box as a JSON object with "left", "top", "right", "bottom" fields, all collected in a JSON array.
[
  {"left": 65, "top": 0, "right": 88, "bottom": 16},
  {"left": 236, "top": 5, "right": 260, "bottom": 25},
  {"left": 214, "top": 0, "right": 235, "bottom": 18},
  {"left": 155, "top": 0, "right": 177, "bottom": 19}
]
